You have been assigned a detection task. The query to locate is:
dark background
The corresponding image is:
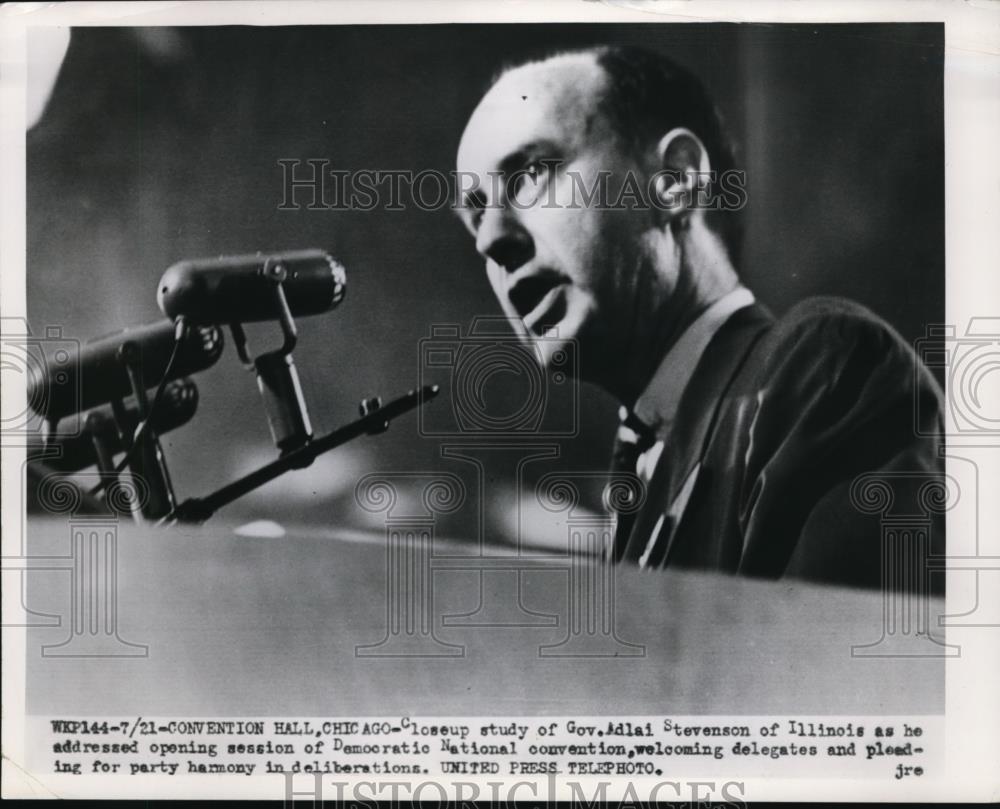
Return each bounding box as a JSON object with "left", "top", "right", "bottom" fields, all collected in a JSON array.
[{"left": 26, "top": 24, "right": 944, "bottom": 538}]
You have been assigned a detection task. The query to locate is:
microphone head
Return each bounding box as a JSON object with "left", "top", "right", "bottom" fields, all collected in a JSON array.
[
  {"left": 157, "top": 249, "right": 346, "bottom": 324},
  {"left": 27, "top": 377, "right": 200, "bottom": 473},
  {"left": 28, "top": 320, "right": 223, "bottom": 421},
  {"left": 158, "top": 375, "right": 199, "bottom": 424}
]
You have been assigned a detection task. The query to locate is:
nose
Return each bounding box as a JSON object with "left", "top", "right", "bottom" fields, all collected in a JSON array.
[{"left": 475, "top": 204, "right": 534, "bottom": 273}]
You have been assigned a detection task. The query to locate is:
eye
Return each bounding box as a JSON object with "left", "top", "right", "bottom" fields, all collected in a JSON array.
[{"left": 510, "top": 160, "right": 552, "bottom": 207}]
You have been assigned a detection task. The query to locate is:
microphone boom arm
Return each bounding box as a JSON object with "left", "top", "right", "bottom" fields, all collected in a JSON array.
[{"left": 164, "top": 384, "right": 440, "bottom": 525}]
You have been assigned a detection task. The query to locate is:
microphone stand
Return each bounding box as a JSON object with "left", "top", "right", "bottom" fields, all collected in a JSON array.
[
  {"left": 115, "top": 337, "right": 178, "bottom": 520},
  {"left": 35, "top": 254, "right": 438, "bottom": 527},
  {"left": 230, "top": 260, "right": 313, "bottom": 453},
  {"left": 162, "top": 384, "right": 439, "bottom": 525},
  {"left": 86, "top": 409, "right": 125, "bottom": 508}
]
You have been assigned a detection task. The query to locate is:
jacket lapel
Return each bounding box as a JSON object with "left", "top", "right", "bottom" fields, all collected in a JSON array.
[{"left": 621, "top": 304, "right": 774, "bottom": 568}]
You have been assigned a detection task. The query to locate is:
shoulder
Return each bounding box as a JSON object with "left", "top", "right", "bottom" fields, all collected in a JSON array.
[
  {"left": 770, "top": 295, "right": 904, "bottom": 348},
  {"left": 748, "top": 296, "right": 918, "bottom": 380},
  {"left": 727, "top": 295, "right": 944, "bottom": 435}
]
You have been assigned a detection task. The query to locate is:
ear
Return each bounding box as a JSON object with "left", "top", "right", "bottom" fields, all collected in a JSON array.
[{"left": 652, "top": 127, "right": 711, "bottom": 223}]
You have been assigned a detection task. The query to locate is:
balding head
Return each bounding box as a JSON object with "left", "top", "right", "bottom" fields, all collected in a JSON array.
[
  {"left": 453, "top": 46, "right": 741, "bottom": 403},
  {"left": 457, "top": 51, "right": 617, "bottom": 194},
  {"left": 468, "top": 46, "right": 742, "bottom": 260}
]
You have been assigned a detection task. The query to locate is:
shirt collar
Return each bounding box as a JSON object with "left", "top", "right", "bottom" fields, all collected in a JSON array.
[{"left": 632, "top": 286, "right": 756, "bottom": 439}]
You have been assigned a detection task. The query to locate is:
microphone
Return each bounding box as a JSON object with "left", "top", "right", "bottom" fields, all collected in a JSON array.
[
  {"left": 27, "top": 378, "right": 199, "bottom": 473},
  {"left": 157, "top": 249, "right": 346, "bottom": 324},
  {"left": 28, "top": 319, "right": 224, "bottom": 421},
  {"left": 157, "top": 249, "right": 345, "bottom": 454}
]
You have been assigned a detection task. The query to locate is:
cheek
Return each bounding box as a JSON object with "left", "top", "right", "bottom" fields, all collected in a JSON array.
[
  {"left": 525, "top": 170, "right": 648, "bottom": 292},
  {"left": 577, "top": 210, "right": 646, "bottom": 297},
  {"left": 529, "top": 204, "right": 615, "bottom": 277}
]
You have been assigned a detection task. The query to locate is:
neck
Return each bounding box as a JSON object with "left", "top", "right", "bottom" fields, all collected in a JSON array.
[{"left": 604, "top": 223, "right": 740, "bottom": 408}]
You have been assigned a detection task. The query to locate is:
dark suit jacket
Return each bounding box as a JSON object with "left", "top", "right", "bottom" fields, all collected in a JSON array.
[{"left": 618, "top": 296, "right": 946, "bottom": 591}]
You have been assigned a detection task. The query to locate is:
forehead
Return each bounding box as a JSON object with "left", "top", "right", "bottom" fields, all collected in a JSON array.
[{"left": 457, "top": 54, "right": 611, "bottom": 173}]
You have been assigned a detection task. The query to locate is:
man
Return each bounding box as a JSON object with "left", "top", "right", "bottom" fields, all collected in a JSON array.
[{"left": 455, "top": 45, "right": 945, "bottom": 590}]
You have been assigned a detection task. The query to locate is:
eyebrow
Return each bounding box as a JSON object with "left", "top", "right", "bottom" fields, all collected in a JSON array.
[{"left": 497, "top": 139, "right": 561, "bottom": 175}]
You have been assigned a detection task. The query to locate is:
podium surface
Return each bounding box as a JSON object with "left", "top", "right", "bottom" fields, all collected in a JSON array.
[{"left": 21, "top": 517, "right": 945, "bottom": 716}]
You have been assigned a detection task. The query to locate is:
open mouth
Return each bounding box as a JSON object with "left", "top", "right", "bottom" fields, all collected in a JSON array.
[
  {"left": 526, "top": 285, "right": 568, "bottom": 335},
  {"left": 509, "top": 273, "right": 568, "bottom": 334}
]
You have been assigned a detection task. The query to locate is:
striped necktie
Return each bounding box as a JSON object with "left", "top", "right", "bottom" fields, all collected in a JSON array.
[{"left": 608, "top": 407, "right": 656, "bottom": 563}]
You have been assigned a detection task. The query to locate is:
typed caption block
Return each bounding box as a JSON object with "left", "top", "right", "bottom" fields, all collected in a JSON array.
[{"left": 32, "top": 714, "right": 938, "bottom": 783}]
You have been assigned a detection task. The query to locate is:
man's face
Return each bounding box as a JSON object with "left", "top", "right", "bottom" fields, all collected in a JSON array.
[{"left": 456, "top": 54, "right": 668, "bottom": 382}]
